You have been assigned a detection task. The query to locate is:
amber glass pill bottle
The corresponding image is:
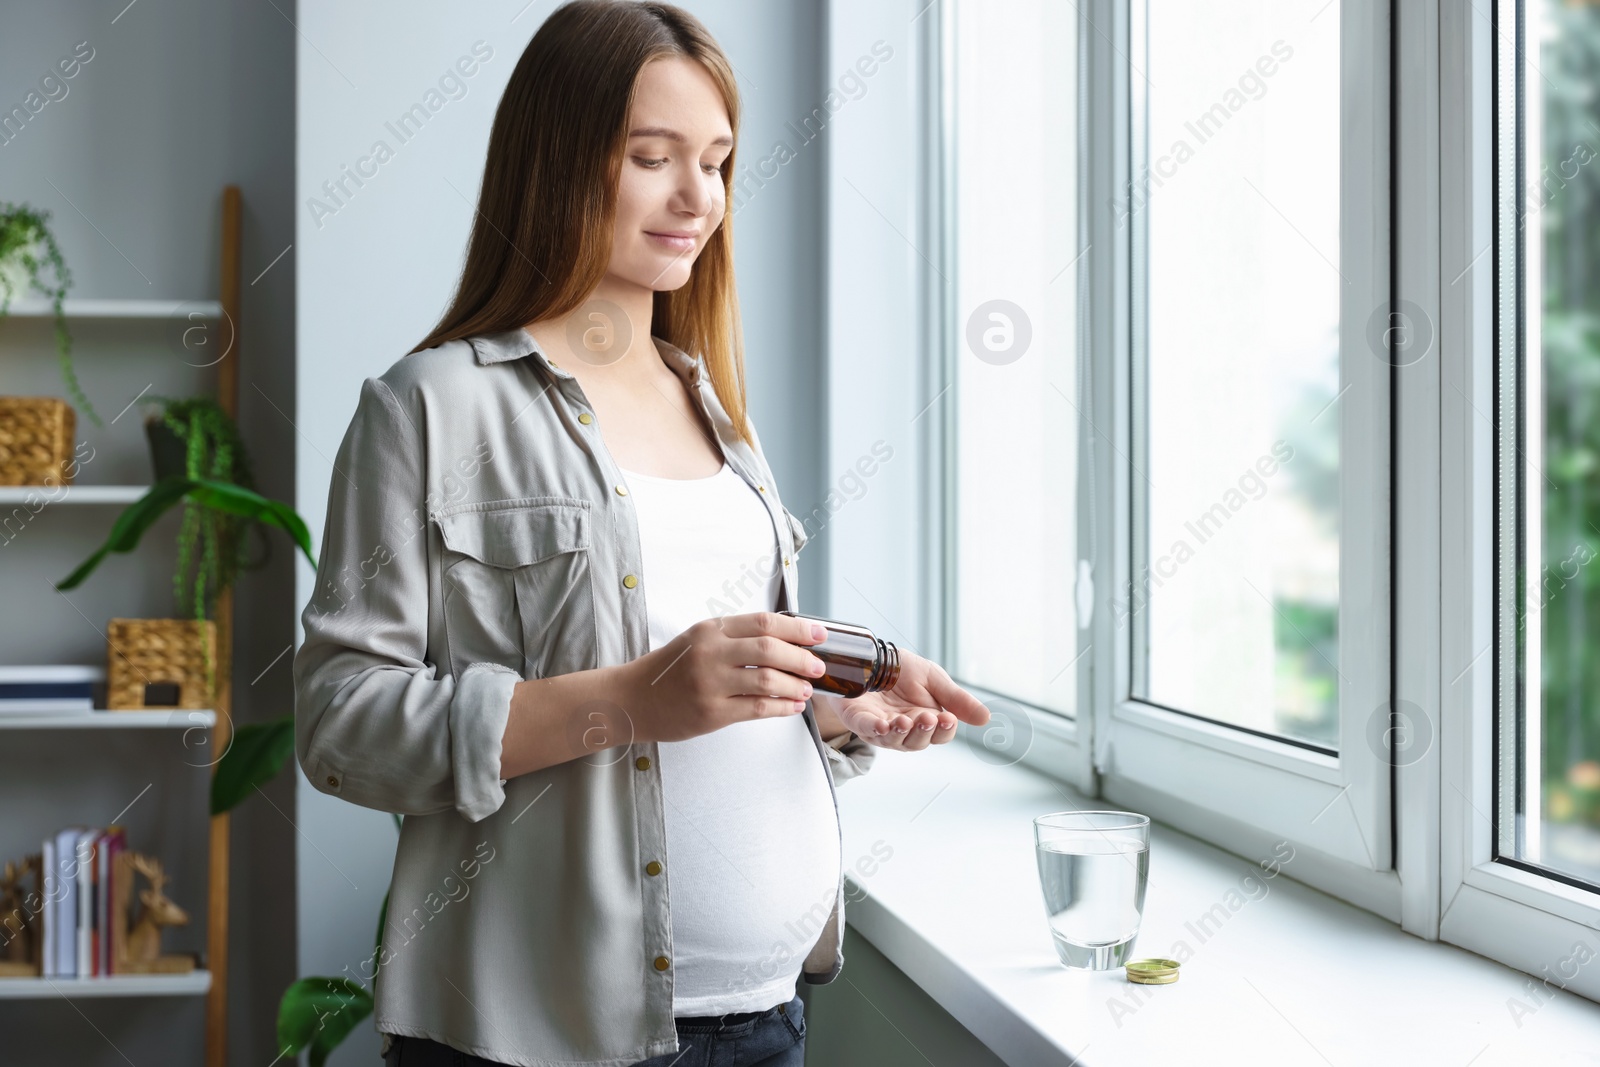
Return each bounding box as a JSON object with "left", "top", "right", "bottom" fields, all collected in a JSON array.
[{"left": 779, "top": 610, "right": 900, "bottom": 698}]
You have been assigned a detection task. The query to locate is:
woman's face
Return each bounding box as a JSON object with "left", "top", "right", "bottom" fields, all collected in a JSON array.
[{"left": 608, "top": 56, "right": 732, "bottom": 294}]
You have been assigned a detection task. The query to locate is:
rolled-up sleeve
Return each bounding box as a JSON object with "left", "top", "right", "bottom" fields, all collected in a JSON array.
[
  {"left": 824, "top": 730, "right": 877, "bottom": 784},
  {"left": 292, "top": 376, "right": 519, "bottom": 823}
]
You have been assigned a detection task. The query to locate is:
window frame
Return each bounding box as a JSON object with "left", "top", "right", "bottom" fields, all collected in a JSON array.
[
  {"left": 1436, "top": 0, "right": 1600, "bottom": 995},
  {"left": 1084, "top": 0, "right": 1397, "bottom": 886},
  {"left": 937, "top": 0, "right": 1098, "bottom": 794}
]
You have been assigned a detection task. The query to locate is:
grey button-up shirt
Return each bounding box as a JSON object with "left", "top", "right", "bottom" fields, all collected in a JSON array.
[{"left": 292, "top": 327, "right": 876, "bottom": 1067}]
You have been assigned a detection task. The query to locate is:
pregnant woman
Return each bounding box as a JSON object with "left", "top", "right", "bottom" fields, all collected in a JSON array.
[{"left": 292, "top": 3, "right": 989, "bottom": 1065}]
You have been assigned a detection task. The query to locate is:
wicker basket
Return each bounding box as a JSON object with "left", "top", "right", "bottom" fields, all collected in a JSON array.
[
  {"left": 0, "top": 397, "right": 76, "bottom": 487},
  {"left": 106, "top": 618, "right": 218, "bottom": 711}
]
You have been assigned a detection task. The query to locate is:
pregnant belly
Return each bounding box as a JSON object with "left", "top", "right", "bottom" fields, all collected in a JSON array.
[{"left": 657, "top": 713, "right": 842, "bottom": 1002}]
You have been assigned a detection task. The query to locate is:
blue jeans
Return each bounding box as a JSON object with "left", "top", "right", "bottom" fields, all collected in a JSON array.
[
  {"left": 630, "top": 994, "right": 806, "bottom": 1066},
  {"left": 383, "top": 993, "right": 806, "bottom": 1067}
]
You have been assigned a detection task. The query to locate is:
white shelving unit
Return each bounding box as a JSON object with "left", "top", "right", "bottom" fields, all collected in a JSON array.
[
  {"left": 1, "top": 189, "right": 243, "bottom": 1063},
  {"left": 0, "top": 485, "right": 151, "bottom": 505},
  {"left": 3, "top": 294, "right": 219, "bottom": 509},
  {"left": 3, "top": 298, "right": 224, "bottom": 320},
  {"left": 0, "top": 970, "right": 212, "bottom": 999},
  {"left": 0, "top": 710, "right": 216, "bottom": 730}
]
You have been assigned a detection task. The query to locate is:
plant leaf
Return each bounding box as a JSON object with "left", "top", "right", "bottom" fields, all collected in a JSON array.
[
  {"left": 376, "top": 888, "right": 390, "bottom": 955},
  {"left": 187, "top": 478, "right": 317, "bottom": 569},
  {"left": 56, "top": 476, "right": 319, "bottom": 593},
  {"left": 210, "top": 714, "right": 294, "bottom": 815},
  {"left": 54, "top": 477, "right": 194, "bottom": 591},
  {"left": 276, "top": 976, "right": 372, "bottom": 1067}
]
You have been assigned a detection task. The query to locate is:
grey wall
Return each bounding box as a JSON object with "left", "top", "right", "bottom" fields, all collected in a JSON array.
[
  {"left": 800, "top": 927, "right": 1009, "bottom": 1067},
  {"left": 292, "top": 1, "right": 832, "bottom": 1064},
  {"left": 0, "top": 1, "right": 296, "bottom": 1065}
]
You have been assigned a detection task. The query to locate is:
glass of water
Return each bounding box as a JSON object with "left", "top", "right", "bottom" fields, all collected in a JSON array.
[{"left": 1033, "top": 810, "right": 1151, "bottom": 969}]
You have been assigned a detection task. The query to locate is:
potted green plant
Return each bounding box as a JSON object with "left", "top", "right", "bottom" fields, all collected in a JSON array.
[
  {"left": 55, "top": 394, "right": 317, "bottom": 696},
  {"left": 0, "top": 201, "right": 102, "bottom": 428}
]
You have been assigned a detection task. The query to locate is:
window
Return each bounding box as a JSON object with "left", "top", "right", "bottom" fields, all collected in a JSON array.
[
  {"left": 1085, "top": 0, "right": 1391, "bottom": 874},
  {"left": 947, "top": 0, "right": 1088, "bottom": 782},
  {"left": 1433, "top": 0, "right": 1600, "bottom": 995},
  {"left": 1496, "top": 0, "right": 1600, "bottom": 893},
  {"left": 1133, "top": 0, "right": 1342, "bottom": 748},
  {"left": 919, "top": 0, "right": 1600, "bottom": 999}
]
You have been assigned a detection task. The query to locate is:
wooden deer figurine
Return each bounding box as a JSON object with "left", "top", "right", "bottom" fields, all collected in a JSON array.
[
  {"left": 0, "top": 854, "right": 42, "bottom": 977},
  {"left": 113, "top": 851, "right": 195, "bottom": 974}
]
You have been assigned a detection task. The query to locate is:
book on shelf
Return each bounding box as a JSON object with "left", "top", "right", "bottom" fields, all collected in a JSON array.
[
  {"left": 34, "top": 825, "right": 125, "bottom": 979},
  {"left": 0, "top": 665, "right": 103, "bottom": 715}
]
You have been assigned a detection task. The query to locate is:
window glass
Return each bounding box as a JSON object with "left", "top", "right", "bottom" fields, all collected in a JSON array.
[
  {"left": 1502, "top": 0, "right": 1600, "bottom": 887},
  {"left": 1134, "top": 0, "right": 1341, "bottom": 748},
  {"left": 953, "top": 0, "right": 1079, "bottom": 715}
]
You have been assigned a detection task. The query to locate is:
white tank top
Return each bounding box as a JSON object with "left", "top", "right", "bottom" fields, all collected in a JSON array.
[{"left": 618, "top": 460, "right": 842, "bottom": 1015}]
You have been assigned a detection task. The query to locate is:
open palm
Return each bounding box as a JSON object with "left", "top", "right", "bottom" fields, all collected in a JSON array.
[{"left": 833, "top": 648, "right": 990, "bottom": 752}]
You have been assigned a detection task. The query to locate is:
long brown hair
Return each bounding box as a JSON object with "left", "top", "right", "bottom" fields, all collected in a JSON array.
[{"left": 411, "top": 0, "right": 752, "bottom": 446}]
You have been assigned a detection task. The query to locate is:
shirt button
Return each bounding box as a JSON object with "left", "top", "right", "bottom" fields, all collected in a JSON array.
[
  {"left": 326, "top": 775, "right": 339, "bottom": 788},
  {"left": 783, "top": 557, "right": 791, "bottom": 567},
  {"left": 654, "top": 956, "right": 671, "bottom": 971},
  {"left": 615, "top": 484, "right": 628, "bottom": 496},
  {"left": 635, "top": 755, "right": 652, "bottom": 771},
  {"left": 757, "top": 485, "right": 766, "bottom": 493},
  {"left": 578, "top": 412, "right": 594, "bottom": 425},
  {"left": 623, "top": 574, "right": 638, "bottom": 588},
  {"left": 646, "top": 860, "right": 662, "bottom": 876}
]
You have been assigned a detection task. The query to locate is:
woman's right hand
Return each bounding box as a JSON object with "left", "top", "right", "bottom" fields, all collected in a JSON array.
[{"left": 619, "top": 611, "right": 830, "bottom": 743}]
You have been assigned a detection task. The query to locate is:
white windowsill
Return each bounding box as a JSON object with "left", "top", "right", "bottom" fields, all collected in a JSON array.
[{"left": 834, "top": 739, "right": 1600, "bottom": 1066}]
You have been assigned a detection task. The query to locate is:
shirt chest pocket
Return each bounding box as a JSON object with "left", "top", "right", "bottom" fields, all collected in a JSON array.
[{"left": 434, "top": 500, "right": 599, "bottom": 682}]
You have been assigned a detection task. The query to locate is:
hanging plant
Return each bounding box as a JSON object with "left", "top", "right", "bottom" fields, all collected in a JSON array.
[
  {"left": 0, "top": 202, "right": 103, "bottom": 428},
  {"left": 163, "top": 395, "right": 253, "bottom": 696}
]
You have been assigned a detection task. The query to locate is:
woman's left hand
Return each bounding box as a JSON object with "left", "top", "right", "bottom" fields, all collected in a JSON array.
[{"left": 828, "top": 649, "right": 990, "bottom": 752}]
